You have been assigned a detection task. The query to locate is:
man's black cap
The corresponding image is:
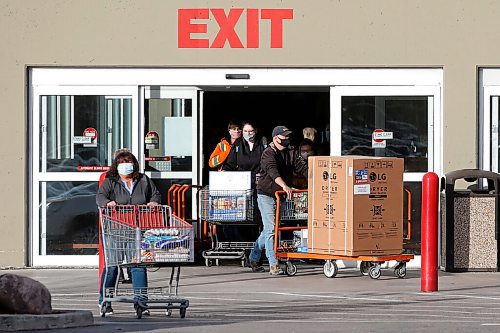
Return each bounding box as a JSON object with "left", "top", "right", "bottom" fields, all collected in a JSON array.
[{"left": 272, "top": 125, "right": 292, "bottom": 138}]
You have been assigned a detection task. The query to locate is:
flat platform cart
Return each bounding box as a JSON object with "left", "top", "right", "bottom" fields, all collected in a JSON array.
[
  {"left": 199, "top": 186, "right": 257, "bottom": 267},
  {"left": 100, "top": 205, "right": 194, "bottom": 318},
  {"left": 273, "top": 190, "right": 414, "bottom": 279}
]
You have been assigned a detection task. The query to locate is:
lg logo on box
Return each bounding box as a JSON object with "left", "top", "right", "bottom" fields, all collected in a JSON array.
[
  {"left": 178, "top": 8, "right": 294, "bottom": 48},
  {"left": 370, "top": 172, "right": 386, "bottom": 182},
  {"left": 323, "top": 171, "right": 337, "bottom": 181}
]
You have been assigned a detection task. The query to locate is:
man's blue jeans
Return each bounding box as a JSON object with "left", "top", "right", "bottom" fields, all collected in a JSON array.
[
  {"left": 99, "top": 266, "right": 148, "bottom": 305},
  {"left": 250, "top": 193, "right": 278, "bottom": 266}
]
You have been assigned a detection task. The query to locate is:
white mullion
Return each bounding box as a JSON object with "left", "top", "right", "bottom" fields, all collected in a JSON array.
[
  {"left": 428, "top": 96, "right": 434, "bottom": 171},
  {"left": 40, "top": 182, "right": 47, "bottom": 256},
  {"left": 107, "top": 99, "right": 113, "bottom": 165},
  {"left": 330, "top": 87, "right": 342, "bottom": 156},
  {"left": 70, "top": 96, "right": 75, "bottom": 159},
  {"left": 484, "top": 87, "right": 493, "bottom": 172},
  {"left": 120, "top": 98, "right": 124, "bottom": 148},
  {"left": 41, "top": 96, "right": 47, "bottom": 173},
  {"left": 56, "top": 96, "right": 61, "bottom": 159},
  {"left": 492, "top": 97, "right": 499, "bottom": 173},
  {"left": 138, "top": 86, "right": 145, "bottom": 172}
]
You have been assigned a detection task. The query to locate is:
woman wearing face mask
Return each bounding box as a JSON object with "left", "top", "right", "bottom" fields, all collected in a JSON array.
[
  {"left": 221, "top": 121, "right": 268, "bottom": 243},
  {"left": 222, "top": 120, "right": 267, "bottom": 184},
  {"left": 96, "top": 151, "right": 160, "bottom": 316}
]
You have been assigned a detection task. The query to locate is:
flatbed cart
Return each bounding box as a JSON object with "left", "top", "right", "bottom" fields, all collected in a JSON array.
[
  {"left": 100, "top": 205, "right": 194, "bottom": 318},
  {"left": 273, "top": 190, "right": 414, "bottom": 279},
  {"left": 199, "top": 186, "right": 257, "bottom": 267}
]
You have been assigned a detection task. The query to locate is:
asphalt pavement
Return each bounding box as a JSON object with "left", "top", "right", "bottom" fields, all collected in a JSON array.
[{"left": 5, "top": 263, "right": 500, "bottom": 333}]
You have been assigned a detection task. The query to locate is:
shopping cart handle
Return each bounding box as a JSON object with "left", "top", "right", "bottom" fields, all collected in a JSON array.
[{"left": 274, "top": 189, "right": 308, "bottom": 200}]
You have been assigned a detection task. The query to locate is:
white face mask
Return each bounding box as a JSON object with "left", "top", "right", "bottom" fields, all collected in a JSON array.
[
  {"left": 243, "top": 133, "right": 255, "bottom": 142},
  {"left": 117, "top": 163, "right": 134, "bottom": 175}
]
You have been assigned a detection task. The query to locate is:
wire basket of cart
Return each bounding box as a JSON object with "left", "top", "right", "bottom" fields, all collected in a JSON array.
[
  {"left": 273, "top": 190, "right": 414, "bottom": 279},
  {"left": 199, "top": 185, "right": 258, "bottom": 267},
  {"left": 100, "top": 205, "right": 194, "bottom": 319}
]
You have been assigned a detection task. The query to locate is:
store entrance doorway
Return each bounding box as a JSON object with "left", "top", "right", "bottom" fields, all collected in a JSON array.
[{"left": 202, "top": 89, "right": 330, "bottom": 183}]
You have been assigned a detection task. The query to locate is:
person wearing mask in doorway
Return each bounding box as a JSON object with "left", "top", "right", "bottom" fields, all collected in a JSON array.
[
  {"left": 249, "top": 126, "right": 308, "bottom": 275},
  {"left": 208, "top": 120, "right": 242, "bottom": 170},
  {"left": 222, "top": 120, "right": 268, "bottom": 242},
  {"left": 96, "top": 150, "right": 161, "bottom": 316}
]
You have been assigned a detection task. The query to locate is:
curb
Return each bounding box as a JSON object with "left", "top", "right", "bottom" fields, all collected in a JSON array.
[{"left": 0, "top": 310, "right": 94, "bottom": 331}]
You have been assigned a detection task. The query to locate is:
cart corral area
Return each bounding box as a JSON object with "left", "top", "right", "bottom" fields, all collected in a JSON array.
[{"left": 7, "top": 267, "right": 500, "bottom": 333}]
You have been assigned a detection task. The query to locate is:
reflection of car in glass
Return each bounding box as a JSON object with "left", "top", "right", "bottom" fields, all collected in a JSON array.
[
  {"left": 46, "top": 143, "right": 108, "bottom": 172},
  {"left": 341, "top": 120, "right": 428, "bottom": 172},
  {"left": 43, "top": 182, "right": 99, "bottom": 255}
]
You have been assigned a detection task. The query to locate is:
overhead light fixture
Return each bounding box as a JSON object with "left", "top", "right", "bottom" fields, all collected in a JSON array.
[{"left": 226, "top": 74, "right": 250, "bottom": 80}]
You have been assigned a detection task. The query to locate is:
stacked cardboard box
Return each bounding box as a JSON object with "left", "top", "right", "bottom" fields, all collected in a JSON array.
[{"left": 307, "top": 156, "right": 404, "bottom": 256}]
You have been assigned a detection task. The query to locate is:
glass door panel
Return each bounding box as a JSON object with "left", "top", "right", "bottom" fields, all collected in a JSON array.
[
  {"left": 40, "top": 95, "right": 132, "bottom": 172},
  {"left": 341, "top": 96, "right": 429, "bottom": 172}
]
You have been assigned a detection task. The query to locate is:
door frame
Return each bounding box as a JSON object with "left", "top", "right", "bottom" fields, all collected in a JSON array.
[{"left": 30, "top": 68, "right": 442, "bottom": 267}]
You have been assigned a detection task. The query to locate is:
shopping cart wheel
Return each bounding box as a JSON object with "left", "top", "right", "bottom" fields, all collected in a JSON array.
[
  {"left": 368, "top": 265, "right": 382, "bottom": 279},
  {"left": 180, "top": 307, "right": 187, "bottom": 318},
  {"left": 323, "top": 260, "right": 338, "bottom": 278},
  {"left": 285, "top": 262, "right": 297, "bottom": 276},
  {"left": 394, "top": 262, "right": 407, "bottom": 278},
  {"left": 165, "top": 308, "right": 172, "bottom": 317},
  {"left": 205, "top": 258, "right": 212, "bottom": 267},
  {"left": 360, "top": 261, "right": 372, "bottom": 276},
  {"left": 215, "top": 259, "right": 220, "bottom": 266}
]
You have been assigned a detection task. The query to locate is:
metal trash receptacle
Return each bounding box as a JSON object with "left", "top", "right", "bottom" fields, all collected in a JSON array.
[{"left": 441, "top": 169, "right": 500, "bottom": 272}]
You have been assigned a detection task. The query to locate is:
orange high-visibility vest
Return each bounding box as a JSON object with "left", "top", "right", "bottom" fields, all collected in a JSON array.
[{"left": 208, "top": 137, "right": 232, "bottom": 169}]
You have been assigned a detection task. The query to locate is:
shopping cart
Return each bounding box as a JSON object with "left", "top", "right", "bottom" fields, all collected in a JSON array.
[
  {"left": 100, "top": 205, "right": 193, "bottom": 318},
  {"left": 274, "top": 190, "right": 414, "bottom": 279},
  {"left": 199, "top": 186, "right": 257, "bottom": 267}
]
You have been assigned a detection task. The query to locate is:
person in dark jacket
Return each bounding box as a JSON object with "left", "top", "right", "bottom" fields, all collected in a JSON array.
[
  {"left": 249, "top": 126, "right": 308, "bottom": 275},
  {"left": 96, "top": 151, "right": 160, "bottom": 316},
  {"left": 222, "top": 121, "right": 267, "bottom": 242},
  {"left": 222, "top": 120, "right": 268, "bottom": 186}
]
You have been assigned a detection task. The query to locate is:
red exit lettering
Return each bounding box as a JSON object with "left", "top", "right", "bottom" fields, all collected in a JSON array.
[{"left": 178, "top": 8, "right": 294, "bottom": 49}]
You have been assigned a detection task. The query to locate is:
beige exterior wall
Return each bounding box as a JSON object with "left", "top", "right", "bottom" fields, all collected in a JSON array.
[{"left": 1, "top": 0, "right": 498, "bottom": 266}]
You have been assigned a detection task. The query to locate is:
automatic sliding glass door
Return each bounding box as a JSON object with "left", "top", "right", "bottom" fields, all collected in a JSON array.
[
  {"left": 331, "top": 86, "right": 441, "bottom": 254},
  {"left": 31, "top": 86, "right": 138, "bottom": 266}
]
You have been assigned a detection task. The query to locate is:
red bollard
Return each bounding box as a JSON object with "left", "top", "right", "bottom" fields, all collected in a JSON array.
[{"left": 421, "top": 172, "right": 439, "bottom": 292}]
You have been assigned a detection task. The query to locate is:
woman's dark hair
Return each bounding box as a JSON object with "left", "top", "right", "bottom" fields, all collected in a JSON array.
[
  {"left": 299, "top": 138, "right": 315, "bottom": 151},
  {"left": 107, "top": 151, "right": 140, "bottom": 179},
  {"left": 241, "top": 120, "right": 257, "bottom": 132}
]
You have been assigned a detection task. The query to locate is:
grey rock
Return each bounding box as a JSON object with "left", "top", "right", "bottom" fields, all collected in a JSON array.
[{"left": 0, "top": 274, "right": 52, "bottom": 314}]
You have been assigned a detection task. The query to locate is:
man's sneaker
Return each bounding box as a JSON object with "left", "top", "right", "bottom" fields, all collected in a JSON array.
[
  {"left": 142, "top": 309, "right": 150, "bottom": 316},
  {"left": 249, "top": 259, "right": 265, "bottom": 273},
  {"left": 269, "top": 265, "right": 284, "bottom": 276}
]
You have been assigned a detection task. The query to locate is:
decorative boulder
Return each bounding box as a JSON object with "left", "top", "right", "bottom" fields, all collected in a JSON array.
[{"left": 0, "top": 274, "right": 52, "bottom": 314}]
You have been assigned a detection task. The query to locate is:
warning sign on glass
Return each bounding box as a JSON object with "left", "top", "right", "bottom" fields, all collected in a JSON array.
[{"left": 145, "top": 131, "right": 159, "bottom": 150}]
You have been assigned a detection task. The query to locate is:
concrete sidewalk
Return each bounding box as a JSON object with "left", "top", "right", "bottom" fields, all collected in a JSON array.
[{"left": 4, "top": 264, "right": 500, "bottom": 332}]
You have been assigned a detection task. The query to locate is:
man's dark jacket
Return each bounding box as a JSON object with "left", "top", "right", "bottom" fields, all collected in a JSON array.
[{"left": 257, "top": 143, "right": 308, "bottom": 197}]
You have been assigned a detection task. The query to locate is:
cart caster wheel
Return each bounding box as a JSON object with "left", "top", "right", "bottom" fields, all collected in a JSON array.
[
  {"left": 394, "top": 263, "right": 407, "bottom": 278},
  {"left": 360, "top": 261, "right": 372, "bottom": 276},
  {"left": 166, "top": 309, "right": 172, "bottom": 317},
  {"left": 136, "top": 306, "right": 143, "bottom": 319},
  {"left": 285, "top": 262, "right": 297, "bottom": 276},
  {"left": 205, "top": 258, "right": 212, "bottom": 267},
  {"left": 180, "top": 307, "right": 187, "bottom": 318},
  {"left": 368, "top": 265, "right": 382, "bottom": 279},
  {"left": 100, "top": 304, "right": 107, "bottom": 318},
  {"left": 323, "top": 260, "right": 338, "bottom": 278},
  {"left": 215, "top": 259, "right": 220, "bottom": 266}
]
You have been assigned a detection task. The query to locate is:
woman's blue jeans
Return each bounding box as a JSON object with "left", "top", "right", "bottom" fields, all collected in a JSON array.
[
  {"left": 250, "top": 193, "right": 278, "bottom": 266},
  {"left": 99, "top": 266, "right": 148, "bottom": 305}
]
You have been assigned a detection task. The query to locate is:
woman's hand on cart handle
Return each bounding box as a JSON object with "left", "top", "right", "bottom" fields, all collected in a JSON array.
[
  {"left": 106, "top": 201, "right": 117, "bottom": 207},
  {"left": 146, "top": 201, "right": 160, "bottom": 207}
]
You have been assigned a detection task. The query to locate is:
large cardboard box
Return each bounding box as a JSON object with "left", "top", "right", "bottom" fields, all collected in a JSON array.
[{"left": 307, "top": 156, "right": 404, "bottom": 256}]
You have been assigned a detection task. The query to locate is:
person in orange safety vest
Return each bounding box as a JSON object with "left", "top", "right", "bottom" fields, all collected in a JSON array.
[{"left": 208, "top": 120, "right": 242, "bottom": 169}]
